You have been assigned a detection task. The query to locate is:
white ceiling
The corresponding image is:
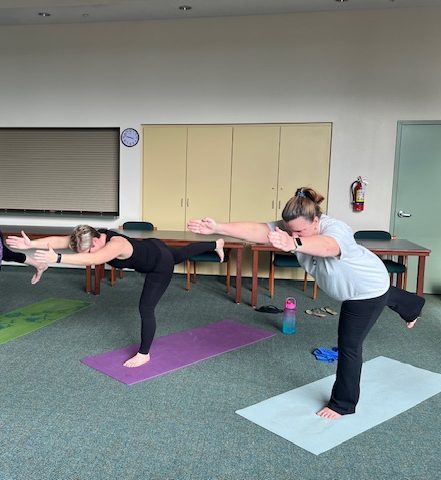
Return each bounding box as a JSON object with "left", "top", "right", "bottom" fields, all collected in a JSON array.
[{"left": 0, "top": 0, "right": 440, "bottom": 26}]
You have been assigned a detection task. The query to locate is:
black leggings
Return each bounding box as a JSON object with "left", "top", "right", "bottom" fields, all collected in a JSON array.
[
  {"left": 328, "top": 286, "right": 425, "bottom": 415},
  {"left": 0, "top": 230, "right": 26, "bottom": 268},
  {"left": 138, "top": 240, "right": 217, "bottom": 354}
]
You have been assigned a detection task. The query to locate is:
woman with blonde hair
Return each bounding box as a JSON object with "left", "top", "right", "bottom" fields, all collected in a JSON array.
[
  {"left": 7, "top": 225, "right": 225, "bottom": 368},
  {"left": 188, "top": 187, "right": 424, "bottom": 419}
]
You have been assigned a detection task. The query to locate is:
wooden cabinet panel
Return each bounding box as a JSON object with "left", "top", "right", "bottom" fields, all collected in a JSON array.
[
  {"left": 230, "top": 125, "right": 280, "bottom": 222},
  {"left": 186, "top": 126, "right": 232, "bottom": 223},
  {"left": 142, "top": 126, "right": 187, "bottom": 230},
  {"left": 278, "top": 124, "right": 331, "bottom": 216}
]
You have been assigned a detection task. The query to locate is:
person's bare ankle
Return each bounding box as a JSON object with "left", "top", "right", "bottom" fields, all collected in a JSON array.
[
  {"left": 406, "top": 317, "right": 420, "bottom": 329},
  {"left": 215, "top": 239, "right": 225, "bottom": 263}
]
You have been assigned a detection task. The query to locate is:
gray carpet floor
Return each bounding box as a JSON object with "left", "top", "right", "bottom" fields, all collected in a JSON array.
[{"left": 0, "top": 266, "right": 440, "bottom": 480}]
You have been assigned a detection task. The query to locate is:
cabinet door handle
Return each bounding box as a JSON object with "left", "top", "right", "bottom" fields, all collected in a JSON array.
[
  {"left": 186, "top": 198, "right": 189, "bottom": 207},
  {"left": 272, "top": 200, "right": 274, "bottom": 209},
  {"left": 181, "top": 198, "right": 183, "bottom": 207},
  {"left": 278, "top": 201, "right": 281, "bottom": 209}
]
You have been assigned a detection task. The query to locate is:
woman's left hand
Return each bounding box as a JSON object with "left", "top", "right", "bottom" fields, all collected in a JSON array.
[
  {"left": 268, "top": 227, "right": 296, "bottom": 252},
  {"left": 34, "top": 244, "right": 57, "bottom": 263}
]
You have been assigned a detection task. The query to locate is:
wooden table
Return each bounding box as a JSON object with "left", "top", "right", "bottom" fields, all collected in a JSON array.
[
  {"left": 2, "top": 225, "right": 73, "bottom": 239},
  {"left": 88, "top": 229, "right": 246, "bottom": 303},
  {"left": 250, "top": 238, "right": 431, "bottom": 307},
  {"left": 355, "top": 238, "right": 430, "bottom": 296}
]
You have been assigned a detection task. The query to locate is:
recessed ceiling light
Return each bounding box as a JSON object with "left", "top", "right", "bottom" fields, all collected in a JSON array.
[
  {"left": 335, "top": 0, "right": 348, "bottom": 3},
  {"left": 38, "top": 12, "right": 51, "bottom": 17},
  {"left": 179, "top": 5, "right": 192, "bottom": 11}
]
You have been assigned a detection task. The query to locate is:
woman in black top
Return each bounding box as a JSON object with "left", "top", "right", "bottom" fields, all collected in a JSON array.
[
  {"left": 0, "top": 229, "right": 47, "bottom": 284},
  {"left": 6, "top": 225, "right": 225, "bottom": 368}
]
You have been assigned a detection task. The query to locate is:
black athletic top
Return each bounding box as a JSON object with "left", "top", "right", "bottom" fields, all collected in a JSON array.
[{"left": 99, "top": 229, "right": 162, "bottom": 273}]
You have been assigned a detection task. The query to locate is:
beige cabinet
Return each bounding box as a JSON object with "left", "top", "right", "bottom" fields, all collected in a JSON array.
[
  {"left": 186, "top": 126, "right": 232, "bottom": 224},
  {"left": 142, "top": 126, "right": 187, "bottom": 230},
  {"left": 142, "top": 123, "right": 331, "bottom": 278},
  {"left": 142, "top": 125, "right": 232, "bottom": 230},
  {"left": 229, "top": 125, "right": 280, "bottom": 222},
  {"left": 277, "top": 123, "right": 331, "bottom": 216},
  {"left": 228, "top": 123, "right": 332, "bottom": 279},
  {"left": 230, "top": 123, "right": 331, "bottom": 224}
]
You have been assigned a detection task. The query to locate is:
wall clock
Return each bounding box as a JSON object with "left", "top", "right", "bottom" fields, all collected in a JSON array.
[{"left": 121, "top": 128, "right": 139, "bottom": 147}]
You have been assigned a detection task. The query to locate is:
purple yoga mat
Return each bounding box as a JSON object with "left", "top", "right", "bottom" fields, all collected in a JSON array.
[{"left": 81, "top": 319, "right": 275, "bottom": 385}]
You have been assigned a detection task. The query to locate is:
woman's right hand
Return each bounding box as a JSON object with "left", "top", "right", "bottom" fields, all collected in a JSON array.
[
  {"left": 187, "top": 217, "right": 218, "bottom": 235},
  {"left": 6, "top": 231, "right": 32, "bottom": 250},
  {"left": 34, "top": 244, "right": 57, "bottom": 264}
]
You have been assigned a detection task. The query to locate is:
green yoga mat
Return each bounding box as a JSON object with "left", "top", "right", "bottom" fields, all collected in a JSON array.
[{"left": 0, "top": 298, "right": 91, "bottom": 345}]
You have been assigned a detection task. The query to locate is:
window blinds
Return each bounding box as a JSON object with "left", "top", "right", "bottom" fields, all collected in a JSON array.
[{"left": 0, "top": 128, "right": 119, "bottom": 216}]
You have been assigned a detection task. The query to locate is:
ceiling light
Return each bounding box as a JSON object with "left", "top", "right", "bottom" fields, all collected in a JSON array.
[
  {"left": 179, "top": 5, "right": 192, "bottom": 11},
  {"left": 38, "top": 12, "right": 51, "bottom": 17},
  {"left": 335, "top": 0, "right": 348, "bottom": 3}
]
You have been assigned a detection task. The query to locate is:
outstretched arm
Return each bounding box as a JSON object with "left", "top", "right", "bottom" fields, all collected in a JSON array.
[
  {"left": 187, "top": 217, "right": 270, "bottom": 243},
  {"left": 34, "top": 237, "right": 127, "bottom": 266},
  {"left": 6, "top": 231, "right": 70, "bottom": 250}
]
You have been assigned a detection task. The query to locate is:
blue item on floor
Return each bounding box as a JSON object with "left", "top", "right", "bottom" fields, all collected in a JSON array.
[{"left": 312, "top": 346, "right": 338, "bottom": 362}]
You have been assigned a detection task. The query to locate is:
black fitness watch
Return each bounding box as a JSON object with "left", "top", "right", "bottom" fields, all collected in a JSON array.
[{"left": 289, "top": 237, "right": 302, "bottom": 254}]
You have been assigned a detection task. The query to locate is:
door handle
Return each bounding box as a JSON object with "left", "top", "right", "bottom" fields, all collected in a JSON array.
[{"left": 397, "top": 210, "right": 412, "bottom": 218}]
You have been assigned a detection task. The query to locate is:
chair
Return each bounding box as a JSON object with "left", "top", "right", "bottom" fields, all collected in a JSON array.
[
  {"left": 110, "top": 221, "right": 154, "bottom": 286},
  {"left": 269, "top": 252, "right": 318, "bottom": 300},
  {"left": 354, "top": 230, "right": 407, "bottom": 288},
  {"left": 185, "top": 250, "right": 232, "bottom": 293}
]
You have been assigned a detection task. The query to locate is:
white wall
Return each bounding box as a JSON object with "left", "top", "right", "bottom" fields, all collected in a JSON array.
[{"left": 1, "top": 7, "right": 441, "bottom": 230}]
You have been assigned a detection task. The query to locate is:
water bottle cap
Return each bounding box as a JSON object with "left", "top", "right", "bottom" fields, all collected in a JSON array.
[{"left": 285, "top": 297, "right": 296, "bottom": 309}]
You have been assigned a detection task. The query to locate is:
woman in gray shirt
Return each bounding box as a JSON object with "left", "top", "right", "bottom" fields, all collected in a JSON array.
[{"left": 187, "top": 187, "right": 425, "bottom": 419}]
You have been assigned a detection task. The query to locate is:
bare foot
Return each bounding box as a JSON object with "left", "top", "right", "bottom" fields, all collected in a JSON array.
[
  {"left": 215, "top": 239, "right": 225, "bottom": 263},
  {"left": 123, "top": 352, "right": 150, "bottom": 368},
  {"left": 406, "top": 317, "right": 420, "bottom": 329},
  {"left": 316, "top": 407, "right": 342, "bottom": 419},
  {"left": 31, "top": 263, "right": 48, "bottom": 285}
]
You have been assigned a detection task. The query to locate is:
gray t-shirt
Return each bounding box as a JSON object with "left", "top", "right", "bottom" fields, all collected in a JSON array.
[{"left": 268, "top": 215, "right": 390, "bottom": 301}]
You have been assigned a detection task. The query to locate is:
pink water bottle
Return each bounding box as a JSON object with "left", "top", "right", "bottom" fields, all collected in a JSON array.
[{"left": 282, "top": 297, "right": 296, "bottom": 334}]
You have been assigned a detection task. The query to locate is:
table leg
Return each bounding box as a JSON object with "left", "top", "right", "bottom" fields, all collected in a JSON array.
[
  {"left": 235, "top": 248, "right": 243, "bottom": 304},
  {"left": 85, "top": 265, "right": 92, "bottom": 293},
  {"left": 396, "top": 255, "right": 404, "bottom": 289},
  {"left": 251, "top": 249, "right": 259, "bottom": 308},
  {"left": 94, "top": 264, "right": 103, "bottom": 295},
  {"left": 416, "top": 255, "right": 426, "bottom": 297}
]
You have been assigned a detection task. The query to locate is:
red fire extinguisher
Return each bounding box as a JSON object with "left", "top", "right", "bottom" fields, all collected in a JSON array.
[{"left": 351, "top": 176, "right": 367, "bottom": 212}]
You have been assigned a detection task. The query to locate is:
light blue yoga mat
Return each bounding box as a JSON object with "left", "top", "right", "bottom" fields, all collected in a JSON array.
[{"left": 236, "top": 356, "right": 441, "bottom": 455}]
